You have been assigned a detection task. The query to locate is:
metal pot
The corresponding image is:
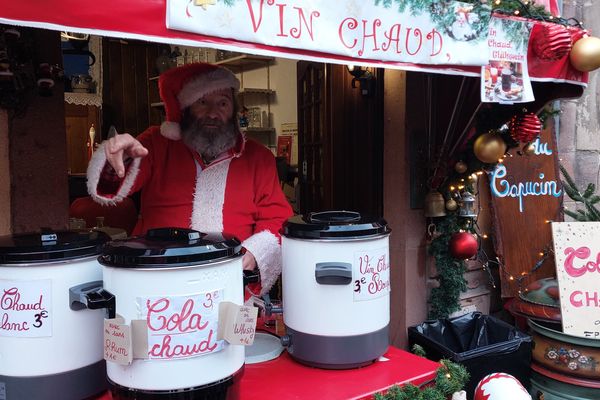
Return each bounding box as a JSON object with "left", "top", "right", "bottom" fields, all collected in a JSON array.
[
  {"left": 281, "top": 211, "right": 391, "bottom": 369},
  {"left": 0, "top": 230, "right": 110, "bottom": 400},
  {"left": 97, "top": 228, "right": 244, "bottom": 398}
]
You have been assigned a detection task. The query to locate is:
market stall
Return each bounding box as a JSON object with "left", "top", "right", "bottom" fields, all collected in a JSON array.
[{"left": 1, "top": 1, "right": 599, "bottom": 399}]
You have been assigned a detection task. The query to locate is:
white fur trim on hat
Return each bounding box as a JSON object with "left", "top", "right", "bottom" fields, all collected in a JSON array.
[
  {"left": 177, "top": 67, "right": 240, "bottom": 109},
  {"left": 242, "top": 230, "right": 282, "bottom": 295},
  {"left": 160, "top": 121, "right": 182, "bottom": 141},
  {"left": 86, "top": 141, "right": 141, "bottom": 206}
]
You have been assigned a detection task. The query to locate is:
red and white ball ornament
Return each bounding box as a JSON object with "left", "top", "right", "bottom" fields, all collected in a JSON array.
[
  {"left": 473, "top": 373, "right": 531, "bottom": 400},
  {"left": 509, "top": 112, "right": 542, "bottom": 143},
  {"left": 449, "top": 232, "right": 478, "bottom": 259}
]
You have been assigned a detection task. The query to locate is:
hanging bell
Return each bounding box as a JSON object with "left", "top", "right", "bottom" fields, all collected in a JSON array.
[
  {"left": 424, "top": 189, "right": 447, "bottom": 217},
  {"left": 457, "top": 191, "right": 477, "bottom": 218}
]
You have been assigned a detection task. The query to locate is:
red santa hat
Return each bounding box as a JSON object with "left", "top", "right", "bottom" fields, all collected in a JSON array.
[{"left": 158, "top": 62, "right": 240, "bottom": 140}]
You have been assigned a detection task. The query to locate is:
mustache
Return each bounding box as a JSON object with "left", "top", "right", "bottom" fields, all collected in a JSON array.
[{"left": 195, "top": 118, "right": 225, "bottom": 129}]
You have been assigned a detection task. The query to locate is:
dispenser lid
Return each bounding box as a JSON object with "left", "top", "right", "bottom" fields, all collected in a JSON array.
[
  {"left": 99, "top": 227, "right": 242, "bottom": 268},
  {"left": 0, "top": 229, "right": 109, "bottom": 264},
  {"left": 282, "top": 211, "right": 390, "bottom": 240}
]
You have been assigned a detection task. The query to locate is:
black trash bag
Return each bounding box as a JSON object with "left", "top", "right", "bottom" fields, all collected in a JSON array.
[{"left": 408, "top": 312, "right": 531, "bottom": 399}]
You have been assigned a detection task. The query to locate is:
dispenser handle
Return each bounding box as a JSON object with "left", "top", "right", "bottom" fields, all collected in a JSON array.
[
  {"left": 315, "top": 262, "right": 353, "bottom": 285},
  {"left": 69, "top": 281, "right": 116, "bottom": 319}
]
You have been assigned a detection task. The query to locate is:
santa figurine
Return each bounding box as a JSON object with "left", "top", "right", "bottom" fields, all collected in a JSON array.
[{"left": 473, "top": 373, "right": 531, "bottom": 400}]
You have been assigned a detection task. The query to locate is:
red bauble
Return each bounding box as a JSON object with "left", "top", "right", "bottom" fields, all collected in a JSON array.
[
  {"left": 533, "top": 23, "right": 572, "bottom": 61},
  {"left": 449, "top": 232, "right": 478, "bottom": 259},
  {"left": 509, "top": 112, "right": 542, "bottom": 143}
]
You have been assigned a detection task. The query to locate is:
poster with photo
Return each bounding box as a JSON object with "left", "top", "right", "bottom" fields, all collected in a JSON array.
[{"left": 481, "top": 16, "right": 534, "bottom": 104}]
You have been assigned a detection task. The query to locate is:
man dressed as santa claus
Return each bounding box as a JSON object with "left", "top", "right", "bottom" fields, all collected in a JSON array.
[{"left": 86, "top": 62, "right": 293, "bottom": 296}]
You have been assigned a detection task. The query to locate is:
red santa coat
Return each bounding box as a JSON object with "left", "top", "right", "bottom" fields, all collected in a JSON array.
[{"left": 87, "top": 127, "right": 293, "bottom": 294}]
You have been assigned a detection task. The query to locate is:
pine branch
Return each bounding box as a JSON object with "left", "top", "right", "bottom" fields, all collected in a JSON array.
[{"left": 560, "top": 164, "right": 600, "bottom": 221}]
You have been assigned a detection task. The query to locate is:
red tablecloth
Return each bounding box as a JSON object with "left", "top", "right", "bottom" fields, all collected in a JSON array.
[{"left": 95, "top": 346, "right": 439, "bottom": 400}]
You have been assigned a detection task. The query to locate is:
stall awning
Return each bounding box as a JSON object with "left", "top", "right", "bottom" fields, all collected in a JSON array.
[{"left": 0, "top": 0, "right": 587, "bottom": 88}]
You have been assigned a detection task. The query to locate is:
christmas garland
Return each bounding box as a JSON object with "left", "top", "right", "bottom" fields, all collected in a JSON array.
[
  {"left": 428, "top": 214, "right": 470, "bottom": 319},
  {"left": 374, "top": 358, "right": 470, "bottom": 400}
]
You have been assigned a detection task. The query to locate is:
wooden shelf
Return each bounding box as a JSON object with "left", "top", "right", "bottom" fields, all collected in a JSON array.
[
  {"left": 242, "top": 127, "right": 275, "bottom": 133},
  {"left": 239, "top": 88, "right": 275, "bottom": 96},
  {"left": 214, "top": 54, "right": 273, "bottom": 73}
]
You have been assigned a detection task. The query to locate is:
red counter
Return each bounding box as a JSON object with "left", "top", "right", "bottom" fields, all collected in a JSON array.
[{"left": 96, "top": 346, "right": 439, "bottom": 400}]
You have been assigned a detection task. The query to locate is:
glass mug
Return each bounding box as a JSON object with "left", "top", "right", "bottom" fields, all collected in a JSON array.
[{"left": 501, "top": 68, "right": 512, "bottom": 92}]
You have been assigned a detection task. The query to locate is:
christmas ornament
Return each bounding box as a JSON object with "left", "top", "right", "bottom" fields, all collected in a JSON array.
[
  {"left": 509, "top": 112, "right": 542, "bottom": 143},
  {"left": 424, "top": 189, "right": 447, "bottom": 217},
  {"left": 570, "top": 35, "right": 600, "bottom": 72},
  {"left": 446, "top": 198, "right": 458, "bottom": 211},
  {"left": 37, "top": 63, "right": 55, "bottom": 97},
  {"left": 533, "top": 23, "right": 572, "bottom": 61},
  {"left": 473, "top": 133, "right": 507, "bottom": 164},
  {"left": 474, "top": 373, "right": 531, "bottom": 400},
  {"left": 468, "top": 174, "right": 478, "bottom": 184},
  {"left": 457, "top": 191, "right": 477, "bottom": 218},
  {"left": 523, "top": 142, "right": 536, "bottom": 156},
  {"left": 449, "top": 232, "right": 478, "bottom": 259},
  {"left": 452, "top": 392, "right": 466, "bottom": 400},
  {"left": 454, "top": 160, "right": 468, "bottom": 174}
]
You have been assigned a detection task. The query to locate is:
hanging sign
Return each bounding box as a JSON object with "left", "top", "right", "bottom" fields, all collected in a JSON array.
[
  {"left": 0, "top": 279, "right": 52, "bottom": 338},
  {"left": 489, "top": 137, "right": 561, "bottom": 213},
  {"left": 353, "top": 247, "right": 390, "bottom": 301},
  {"left": 167, "top": 0, "right": 492, "bottom": 66},
  {"left": 481, "top": 16, "right": 534, "bottom": 104},
  {"left": 140, "top": 289, "right": 224, "bottom": 360},
  {"left": 552, "top": 222, "right": 600, "bottom": 339},
  {"left": 488, "top": 125, "right": 562, "bottom": 297}
]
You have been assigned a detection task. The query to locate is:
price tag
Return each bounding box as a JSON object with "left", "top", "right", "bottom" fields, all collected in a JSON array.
[
  {"left": 218, "top": 301, "right": 258, "bottom": 346},
  {"left": 0, "top": 279, "right": 52, "bottom": 337},
  {"left": 104, "top": 315, "right": 133, "bottom": 365}
]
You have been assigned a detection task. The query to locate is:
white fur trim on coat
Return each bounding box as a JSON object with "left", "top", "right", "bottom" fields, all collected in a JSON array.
[
  {"left": 160, "top": 121, "right": 182, "bottom": 140},
  {"left": 190, "top": 159, "right": 231, "bottom": 233},
  {"left": 86, "top": 141, "right": 141, "bottom": 206},
  {"left": 242, "top": 230, "right": 282, "bottom": 295},
  {"left": 177, "top": 68, "right": 240, "bottom": 109}
]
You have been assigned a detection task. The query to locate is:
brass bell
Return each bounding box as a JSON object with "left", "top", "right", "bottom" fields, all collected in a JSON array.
[
  {"left": 457, "top": 191, "right": 477, "bottom": 218},
  {"left": 424, "top": 189, "right": 447, "bottom": 217}
]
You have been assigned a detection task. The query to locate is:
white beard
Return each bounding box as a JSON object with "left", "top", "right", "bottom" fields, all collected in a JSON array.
[{"left": 181, "top": 116, "right": 237, "bottom": 161}]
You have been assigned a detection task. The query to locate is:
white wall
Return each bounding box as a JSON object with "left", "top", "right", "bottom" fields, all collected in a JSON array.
[{"left": 235, "top": 57, "right": 298, "bottom": 145}]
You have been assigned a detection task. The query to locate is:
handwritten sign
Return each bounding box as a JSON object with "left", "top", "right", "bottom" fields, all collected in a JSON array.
[
  {"left": 104, "top": 315, "right": 133, "bottom": 365},
  {"left": 140, "top": 289, "right": 224, "bottom": 360},
  {"left": 490, "top": 137, "right": 562, "bottom": 213},
  {"left": 218, "top": 301, "right": 258, "bottom": 346},
  {"left": 167, "top": 0, "right": 491, "bottom": 66},
  {"left": 488, "top": 125, "right": 562, "bottom": 297},
  {"left": 0, "top": 279, "right": 51, "bottom": 338},
  {"left": 481, "top": 16, "right": 534, "bottom": 104},
  {"left": 353, "top": 247, "right": 390, "bottom": 301},
  {"left": 552, "top": 222, "right": 600, "bottom": 339}
]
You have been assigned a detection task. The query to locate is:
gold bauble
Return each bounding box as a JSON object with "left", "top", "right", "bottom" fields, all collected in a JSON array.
[
  {"left": 455, "top": 160, "right": 468, "bottom": 174},
  {"left": 570, "top": 36, "right": 600, "bottom": 72},
  {"left": 523, "top": 142, "right": 536, "bottom": 156},
  {"left": 446, "top": 198, "right": 458, "bottom": 211},
  {"left": 473, "top": 133, "right": 507, "bottom": 164}
]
